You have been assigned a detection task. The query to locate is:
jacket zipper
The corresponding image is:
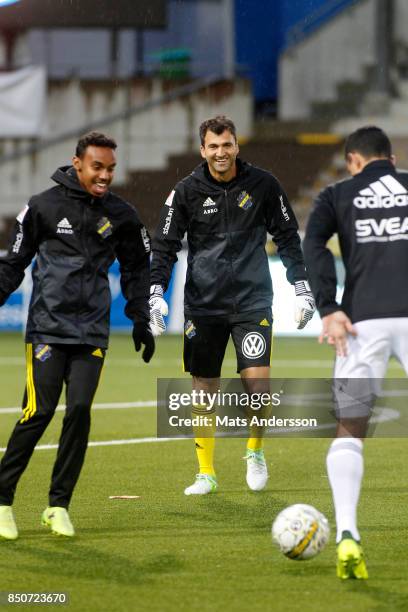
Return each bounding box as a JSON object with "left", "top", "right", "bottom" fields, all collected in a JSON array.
[
  {"left": 224, "top": 189, "right": 237, "bottom": 313},
  {"left": 78, "top": 203, "right": 91, "bottom": 342}
]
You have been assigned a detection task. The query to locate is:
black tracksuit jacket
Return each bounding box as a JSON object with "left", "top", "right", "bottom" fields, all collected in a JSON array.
[
  {"left": 0, "top": 166, "right": 151, "bottom": 348},
  {"left": 303, "top": 159, "right": 408, "bottom": 322},
  {"left": 151, "top": 159, "right": 307, "bottom": 316}
]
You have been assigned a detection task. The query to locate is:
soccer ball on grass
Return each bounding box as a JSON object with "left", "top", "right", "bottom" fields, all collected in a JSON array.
[{"left": 272, "top": 504, "right": 329, "bottom": 560}]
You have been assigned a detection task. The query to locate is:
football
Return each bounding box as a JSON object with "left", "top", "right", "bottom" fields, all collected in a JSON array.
[{"left": 272, "top": 504, "right": 330, "bottom": 560}]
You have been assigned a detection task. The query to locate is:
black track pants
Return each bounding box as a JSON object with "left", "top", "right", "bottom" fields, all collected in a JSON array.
[{"left": 0, "top": 344, "right": 105, "bottom": 508}]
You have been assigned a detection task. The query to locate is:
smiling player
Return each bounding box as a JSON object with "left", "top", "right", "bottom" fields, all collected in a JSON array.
[
  {"left": 0, "top": 132, "right": 154, "bottom": 540},
  {"left": 150, "top": 115, "right": 315, "bottom": 495}
]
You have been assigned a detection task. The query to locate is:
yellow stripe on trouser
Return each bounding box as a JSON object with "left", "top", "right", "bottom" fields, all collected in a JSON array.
[{"left": 20, "top": 344, "right": 37, "bottom": 423}]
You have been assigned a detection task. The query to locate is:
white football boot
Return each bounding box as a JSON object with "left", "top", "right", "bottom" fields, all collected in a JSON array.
[
  {"left": 244, "top": 449, "right": 268, "bottom": 491},
  {"left": 184, "top": 474, "right": 217, "bottom": 495}
]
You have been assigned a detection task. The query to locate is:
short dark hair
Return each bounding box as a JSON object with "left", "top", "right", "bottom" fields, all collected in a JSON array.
[
  {"left": 199, "top": 115, "right": 237, "bottom": 145},
  {"left": 344, "top": 126, "right": 392, "bottom": 159},
  {"left": 75, "top": 131, "right": 117, "bottom": 158}
]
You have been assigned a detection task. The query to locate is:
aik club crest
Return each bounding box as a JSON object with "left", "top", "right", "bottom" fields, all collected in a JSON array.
[
  {"left": 237, "top": 191, "right": 254, "bottom": 210},
  {"left": 184, "top": 320, "right": 196, "bottom": 339},
  {"left": 35, "top": 345, "right": 52, "bottom": 362},
  {"left": 97, "top": 217, "right": 113, "bottom": 239}
]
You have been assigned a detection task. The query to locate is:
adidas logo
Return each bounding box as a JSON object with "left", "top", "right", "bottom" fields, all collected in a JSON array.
[
  {"left": 56, "top": 217, "right": 74, "bottom": 234},
  {"left": 57, "top": 218, "right": 72, "bottom": 228},
  {"left": 354, "top": 175, "right": 408, "bottom": 209},
  {"left": 203, "top": 197, "right": 216, "bottom": 207}
]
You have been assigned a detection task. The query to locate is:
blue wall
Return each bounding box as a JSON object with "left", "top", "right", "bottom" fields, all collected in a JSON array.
[
  {"left": 234, "top": 0, "right": 357, "bottom": 102},
  {"left": 234, "top": 0, "right": 282, "bottom": 103},
  {"left": 281, "top": 0, "right": 338, "bottom": 38}
]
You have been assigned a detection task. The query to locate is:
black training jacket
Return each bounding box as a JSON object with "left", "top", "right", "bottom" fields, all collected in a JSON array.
[
  {"left": 151, "top": 159, "right": 307, "bottom": 316},
  {"left": 0, "top": 166, "right": 151, "bottom": 348},
  {"left": 303, "top": 159, "right": 408, "bottom": 322}
]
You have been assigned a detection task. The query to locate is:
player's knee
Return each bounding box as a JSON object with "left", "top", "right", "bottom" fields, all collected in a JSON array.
[{"left": 65, "top": 401, "right": 92, "bottom": 421}]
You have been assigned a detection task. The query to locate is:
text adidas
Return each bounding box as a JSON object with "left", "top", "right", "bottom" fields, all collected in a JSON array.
[{"left": 354, "top": 194, "right": 408, "bottom": 209}]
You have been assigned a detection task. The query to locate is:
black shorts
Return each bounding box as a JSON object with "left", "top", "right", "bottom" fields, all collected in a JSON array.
[{"left": 183, "top": 309, "right": 272, "bottom": 378}]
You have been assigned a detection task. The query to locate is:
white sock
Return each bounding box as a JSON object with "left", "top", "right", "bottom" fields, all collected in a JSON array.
[{"left": 326, "top": 437, "right": 364, "bottom": 543}]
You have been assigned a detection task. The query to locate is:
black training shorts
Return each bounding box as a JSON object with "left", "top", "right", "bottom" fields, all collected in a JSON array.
[{"left": 183, "top": 309, "right": 272, "bottom": 378}]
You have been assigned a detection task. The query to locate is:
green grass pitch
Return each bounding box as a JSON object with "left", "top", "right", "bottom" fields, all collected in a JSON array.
[{"left": 0, "top": 333, "right": 407, "bottom": 611}]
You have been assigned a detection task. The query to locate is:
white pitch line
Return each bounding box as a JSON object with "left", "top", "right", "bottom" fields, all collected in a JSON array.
[
  {"left": 1, "top": 387, "right": 408, "bottom": 416},
  {"left": 0, "top": 356, "right": 404, "bottom": 372},
  {"left": 0, "top": 400, "right": 157, "bottom": 415},
  {"left": 0, "top": 436, "right": 183, "bottom": 452},
  {"left": 0, "top": 407, "right": 401, "bottom": 453},
  {"left": 0, "top": 357, "right": 25, "bottom": 365}
]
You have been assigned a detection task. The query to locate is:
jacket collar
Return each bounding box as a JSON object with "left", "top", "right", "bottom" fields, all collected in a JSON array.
[
  {"left": 51, "top": 166, "right": 108, "bottom": 203},
  {"left": 359, "top": 159, "right": 395, "bottom": 175}
]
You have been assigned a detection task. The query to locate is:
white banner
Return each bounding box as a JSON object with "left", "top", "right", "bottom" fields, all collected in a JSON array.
[{"left": 0, "top": 66, "right": 46, "bottom": 136}]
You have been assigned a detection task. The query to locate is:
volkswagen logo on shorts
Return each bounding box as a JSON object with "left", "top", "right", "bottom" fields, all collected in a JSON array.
[{"left": 242, "top": 332, "right": 266, "bottom": 359}]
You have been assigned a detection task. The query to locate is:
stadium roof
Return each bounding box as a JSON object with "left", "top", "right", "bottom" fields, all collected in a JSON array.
[{"left": 0, "top": 0, "right": 167, "bottom": 29}]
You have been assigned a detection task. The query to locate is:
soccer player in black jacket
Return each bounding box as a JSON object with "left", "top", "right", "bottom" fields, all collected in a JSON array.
[
  {"left": 0, "top": 132, "right": 154, "bottom": 540},
  {"left": 150, "top": 115, "right": 315, "bottom": 495},
  {"left": 303, "top": 126, "right": 408, "bottom": 579}
]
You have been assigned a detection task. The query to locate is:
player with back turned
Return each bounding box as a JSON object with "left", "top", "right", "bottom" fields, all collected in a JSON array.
[
  {"left": 304, "top": 126, "right": 408, "bottom": 579},
  {"left": 149, "top": 115, "right": 315, "bottom": 495},
  {"left": 0, "top": 132, "right": 154, "bottom": 540}
]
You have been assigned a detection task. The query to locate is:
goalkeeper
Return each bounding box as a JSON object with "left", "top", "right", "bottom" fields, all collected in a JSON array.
[{"left": 150, "top": 115, "right": 315, "bottom": 495}]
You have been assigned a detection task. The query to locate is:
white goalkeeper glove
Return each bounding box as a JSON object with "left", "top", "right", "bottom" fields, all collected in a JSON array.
[
  {"left": 294, "top": 280, "right": 316, "bottom": 330},
  {"left": 149, "top": 285, "right": 168, "bottom": 336}
]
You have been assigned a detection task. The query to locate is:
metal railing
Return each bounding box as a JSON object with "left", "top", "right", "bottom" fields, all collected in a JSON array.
[
  {"left": 285, "top": 0, "right": 361, "bottom": 48},
  {"left": 0, "top": 74, "right": 222, "bottom": 165}
]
